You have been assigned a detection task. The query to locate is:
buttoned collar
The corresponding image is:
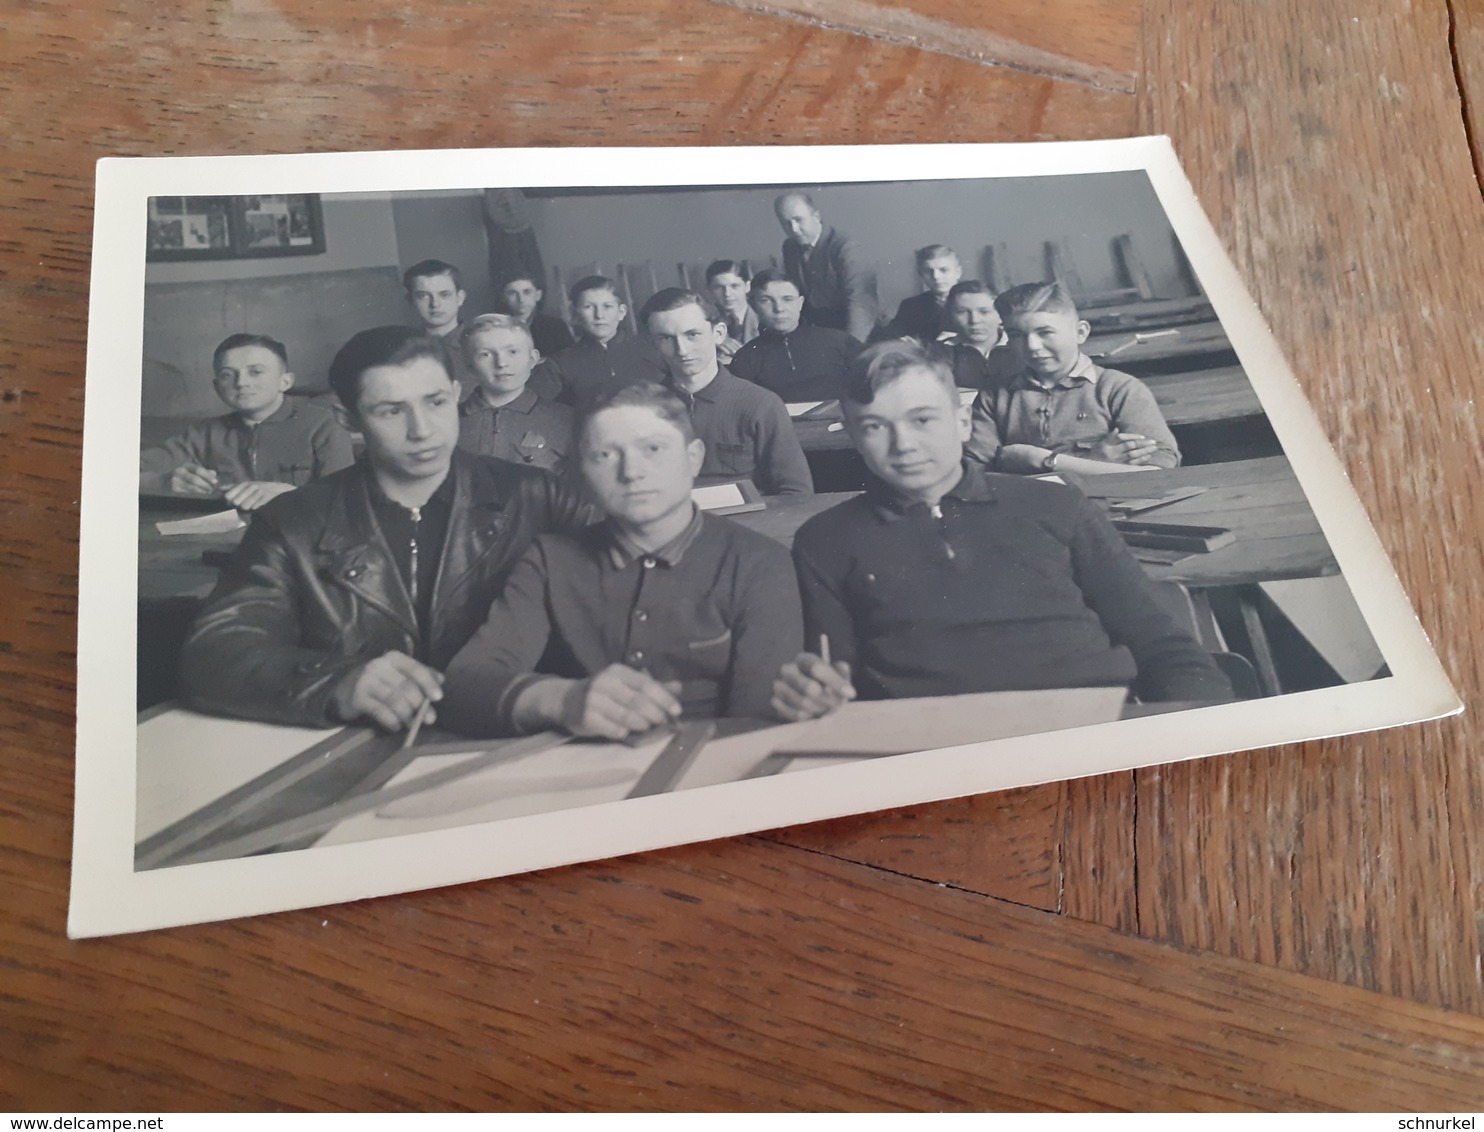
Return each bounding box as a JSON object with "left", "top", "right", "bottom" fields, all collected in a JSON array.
[
  {"left": 670, "top": 364, "right": 732, "bottom": 406},
  {"left": 864, "top": 459, "right": 998, "bottom": 520},
  {"left": 1012, "top": 352, "right": 1098, "bottom": 392},
  {"left": 605, "top": 504, "right": 704, "bottom": 569},
  {"left": 230, "top": 397, "right": 297, "bottom": 429},
  {"left": 461, "top": 384, "right": 540, "bottom": 417}
]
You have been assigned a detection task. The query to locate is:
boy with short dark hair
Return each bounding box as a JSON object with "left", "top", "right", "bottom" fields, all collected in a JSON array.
[
  {"left": 139, "top": 333, "right": 353, "bottom": 510},
  {"left": 965, "top": 281, "right": 1180, "bottom": 475},
  {"left": 441, "top": 381, "right": 803, "bottom": 740},
  {"left": 457, "top": 314, "right": 574, "bottom": 472},
  {"left": 499, "top": 273, "right": 576, "bottom": 358},
  {"left": 179, "top": 325, "right": 590, "bottom": 731},
  {"left": 640, "top": 286, "right": 812, "bottom": 496},
  {"left": 704, "top": 259, "right": 759, "bottom": 362},
  {"left": 404, "top": 258, "right": 474, "bottom": 388},
  {"left": 551, "top": 274, "right": 667, "bottom": 411},
  {"left": 729, "top": 268, "right": 862, "bottom": 402},
  {"left": 771, "top": 339, "right": 1231, "bottom": 720},
  {"left": 941, "top": 280, "right": 1019, "bottom": 391}
]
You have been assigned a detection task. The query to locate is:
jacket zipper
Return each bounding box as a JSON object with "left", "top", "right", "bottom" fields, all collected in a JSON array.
[{"left": 408, "top": 506, "right": 421, "bottom": 605}]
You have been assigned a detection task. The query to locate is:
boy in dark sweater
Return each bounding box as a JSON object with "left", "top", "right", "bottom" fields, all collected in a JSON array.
[
  {"left": 442, "top": 382, "right": 803, "bottom": 739},
  {"left": 771, "top": 339, "right": 1232, "bottom": 720}
]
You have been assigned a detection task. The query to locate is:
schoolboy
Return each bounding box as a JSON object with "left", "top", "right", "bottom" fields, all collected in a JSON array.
[
  {"left": 887, "top": 244, "right": 963, "bottom": 344},
  {"left": 499, "top": 273, "right": 576, "bottom": 358},
  {"left": 457, "top": 314, "right": 574, "bottom": 472},
  {"left": 179, "top": 325, "right": 590, "bottom": 730},
  {"left": 404, "top": 258, "right": 473, "bottom": 388},
  {"left": 771, "top": 339, "right": 1231, "bottom": 720},
  {"left": 139, "top": 333, "right": 353, "bottom": 510},
  {"left": 728, "top": 269, "right": 862, "bottom": 402},
  {"left": 941, "top": 280, "right": 1019, "bottom": 391},
  {"left": 965, "top": 281, "right": 1180, "bottom": 475},
  {"left": 441, "top": 382, "right": 803, "bottom": 740},
  {"left": 642, "top": 287, "right": 813, "bottom": 496},
  {"left": 704, "top": 259, "right": 759, "bottom": 362},
  {"left": 550, "top": 274, "right": 667, "bottom": 411}
]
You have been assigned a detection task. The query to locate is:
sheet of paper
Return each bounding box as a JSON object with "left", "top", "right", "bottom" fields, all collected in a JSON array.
[
  {"left": 316, "top": 736, "right": 671, "bottom": 847},
  {"left": 957, "top": 388, "right": 978, "bottom": 407},
  {"left": 154, "top": 509, "right": 244, "bottom": 536},
  {"left": 691, "top": 482, "right": 747, "bottom": 510},
  {"left": 785, "top": 401, "right": 825, "bottom": 418},
  {"left": 136, "top": 708, "right": 341, "bottom": 841},
  {"left": 774, "top": 687, "right": 1128, "bottom": 756}
]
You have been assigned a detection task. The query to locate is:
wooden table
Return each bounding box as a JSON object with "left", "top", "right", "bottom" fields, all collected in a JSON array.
[
  {"left": 1085, "top": 317, "right": 1235, "bottom": 370},
  {"left": 8, "top": 0, "right": 1484, "bottom": 1113}
]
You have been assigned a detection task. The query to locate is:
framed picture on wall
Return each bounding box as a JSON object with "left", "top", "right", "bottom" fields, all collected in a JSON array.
[{"left": 145, "top": 193, "right": 325, "bottom": 261}]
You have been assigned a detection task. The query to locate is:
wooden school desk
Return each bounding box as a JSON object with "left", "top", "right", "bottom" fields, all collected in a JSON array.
[{"left": 8, "top": 0, "right": 1484, "bottom": 1112}]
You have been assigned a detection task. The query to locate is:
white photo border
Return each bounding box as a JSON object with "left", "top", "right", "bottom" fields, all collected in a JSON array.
[{"left": 71, "top": 138, "right": 1462, "bottom": 937}]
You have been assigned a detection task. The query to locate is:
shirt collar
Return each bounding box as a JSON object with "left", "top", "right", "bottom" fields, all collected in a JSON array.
[
  {"left": 864, "top": 459, "right": 997, "bottom": 519},
  {"left": 462, "top": 384, "right": 539, "bottom": 417},
  {"left": 232, "top": 398, "right": 296, "bottom": 428},
  {"left": 1013, "top": 352, "right": 1098, "bottom": 391},
  {"left": 606, "top": 504, "right": 704, "bottom": 569}
]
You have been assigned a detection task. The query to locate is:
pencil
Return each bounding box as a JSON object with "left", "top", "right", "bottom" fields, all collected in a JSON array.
[
  {"left": 402, "top": 696, "right": 432, "bottom": 750},
  {"left": 819, "top": 633, "right": 831, "bottom": 668}
]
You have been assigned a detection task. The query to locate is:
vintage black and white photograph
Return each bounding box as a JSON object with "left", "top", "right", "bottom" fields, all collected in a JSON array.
[{"left": 71, "top": 140, "right": 1459, "bottom": 937}]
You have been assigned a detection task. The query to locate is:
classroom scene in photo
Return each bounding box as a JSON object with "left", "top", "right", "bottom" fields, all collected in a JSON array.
[{"left": 133, "top": 172, "right": 1387, "bottom": 870}]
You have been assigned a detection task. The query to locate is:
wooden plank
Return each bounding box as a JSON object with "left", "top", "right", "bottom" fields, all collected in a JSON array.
[
  {"left": 1061, "top": 772, "right": 1138, "bottom": 931},
  {"left": 1454, "top": 0, "right": 1484, "bottom": 190},
  {"left": 12, "top": 837, "right": 1484, "bottom": 1109},
  {"left": 1140, "top": 0, "right": 1484, "bottom": 1012},
  {"left": 766, "top": 783, "right": 1065, "bottom": 911},
  {"left": 709, "top": 0, "right": 1140, "bottom": 93}
]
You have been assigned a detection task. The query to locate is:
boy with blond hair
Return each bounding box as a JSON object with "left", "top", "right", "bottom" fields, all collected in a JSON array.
[{"left": 965, "top": 281, "right": 1179, "bottom": 476}]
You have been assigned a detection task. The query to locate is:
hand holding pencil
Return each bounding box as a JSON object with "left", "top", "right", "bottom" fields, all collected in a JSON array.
[{"left": 770, "top": 633, "right": 857, "bottom": 722}]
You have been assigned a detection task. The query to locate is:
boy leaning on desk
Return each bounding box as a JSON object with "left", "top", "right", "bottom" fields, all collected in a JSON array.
[
  {"left": 964, "top": 281, "right": 1180, "bottom": 477},
  {"left": 771, "top": 338, "right": 1233, "bottom": 722},
  {"left": 138, "top": 333, "right": 354, "bottom": 510}
]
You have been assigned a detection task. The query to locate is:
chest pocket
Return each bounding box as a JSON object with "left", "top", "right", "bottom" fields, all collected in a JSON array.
[
  {"left": 272, "top": 462, "right": 315, "bottom": 487},
  {"left": 707, "top": 442, "right": 754, "bottom": 477}
]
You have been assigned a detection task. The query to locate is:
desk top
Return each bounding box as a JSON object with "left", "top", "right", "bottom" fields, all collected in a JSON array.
[{"left": 11, "top": 0, "right": 1484, "bottom": 1112}]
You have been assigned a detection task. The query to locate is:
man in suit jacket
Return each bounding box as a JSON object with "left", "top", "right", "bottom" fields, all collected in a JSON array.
[{"left": 775, "top": 191, "right": 878, "bottom": 343}]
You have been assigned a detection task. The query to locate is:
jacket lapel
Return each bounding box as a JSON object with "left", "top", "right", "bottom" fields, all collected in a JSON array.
[{"left": 316, "top": 469, "right": 419, "bottom": 640}]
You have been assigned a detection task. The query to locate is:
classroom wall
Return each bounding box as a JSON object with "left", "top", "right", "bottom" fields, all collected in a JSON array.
[
  {"left": 520, "top": 171, "right": 1193, "bottom": 318},
  {"left": 391, "top": 193, "right": 497, "bottom": 318},
  {"left": 143, "top": 195, "right": 401, "bottom": 285}
]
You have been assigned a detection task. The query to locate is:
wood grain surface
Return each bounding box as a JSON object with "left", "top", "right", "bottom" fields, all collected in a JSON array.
[{"left": 3, "top": 0, "right": 1483, "bottom": 1112}]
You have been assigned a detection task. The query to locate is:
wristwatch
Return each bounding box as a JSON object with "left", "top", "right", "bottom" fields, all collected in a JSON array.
[{"left": 1041, "top": 451, "right": 1060, "bottom": 472}]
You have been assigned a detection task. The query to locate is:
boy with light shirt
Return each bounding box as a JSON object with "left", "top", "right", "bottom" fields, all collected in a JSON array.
[
  {"left": 551, "top": 274, "right": 667, "bottom": 412},
  {"left": 441, "top": 382, "right": 803, "bottom": 740},
  {"left": 457, "top": 314, "right": 573, "bottom": 472},
  {"left": 139, "top": 333, "right": 353, "bottom": 510},
  {"left": 965, "top": 281, "right": 1180, "bottom": 475},
  {"left": 179, "top": 325, "right": 590, "bottom": 731},
  {"left": 728, "top": 269, "right": 861, "bottom": 402},
  {"left": 642, "top": 286, "right": 812, "bottom": 497},
  {"left": 704, "top": 259, "right": 759, "bottom": 362},
  {"left": 498, "top": 274, "right": 575, "bottom": 358},
  {"left": 770, "top": 339, "right": 1231, "bottom": 720},
  {"left": 887, "top": 244, "right": 964, "bottom": 345}
]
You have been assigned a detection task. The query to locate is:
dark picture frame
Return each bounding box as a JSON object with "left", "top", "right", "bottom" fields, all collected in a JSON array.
[{"left": 146, "top": 193, "right": 326, "bottom": 261}]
